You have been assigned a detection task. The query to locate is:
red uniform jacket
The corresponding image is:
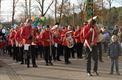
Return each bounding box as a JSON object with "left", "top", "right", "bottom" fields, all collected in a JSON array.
[
  {"left": 21, "top": 25, "right": 32, "bottom": 44},
  {"left": 9, "top": 30, "right": 16, "bottom": 46},
  {"left": 74, "top": 29, "right": 81, "bottom": 43},
  {"left": 83, "top": 24, "right": 98, "bottom": 47},
  {"left": 52, "top": 30, "right": 62, "bottom": 45},
  {"left": 15, "top": 28, "right": 23, "bottom": 44},
  {"left": 62, "top": 30, "right": 74, "bottom": 47},
  {"left": 7, "top": 35, "right": 11, "bottom": 46},
  {"left": 41, "top": 30, "right": 53, "bottom": 47},
  {"left": 35, "top": 32, "right": 43, "bottom": 46},
  {"left": 80, "top": 27, "right": 85, "bottom": 43}
]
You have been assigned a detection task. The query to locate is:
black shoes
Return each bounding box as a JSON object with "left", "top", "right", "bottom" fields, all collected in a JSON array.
[
  {"left": 94, "top": 71, "right": 99, "bottom": 76},
  {"left": 27, "top": 65, "right": 30, "bottom": 68},
  {"left": 45, "top": 63, "right": 49, "bottom": 66},
  {"left": 57, "top": 59, "right": 62, "bottom": 61},
  {"left": 87, "top": 73, "right": 93, "bottom": 76},
  {"left": 65, "top": 61, "right": 71, "bottom": 64},
  {"left": 49, "top": 62, "right": 53, "bottom": 66},
  {"left": 110, "top": 72, "right": 120, "bottom": 75},
  {"left": 87, "top": 72, "right": 99, "bottom": 76},
  {"left": 33, "top": 65, "right": 38, "bottom": 68},
  {"left": 117, "top": 72, "right": 120, "bottom": 75},
  {"left": 45, "top": 62, "right": 53, "bottom": 66},
  {"left": 27, "top": 65, "right": 38, "bottom": 68},
  {"left": 99, "top": 60, "right": 104, "bottom": 62}
]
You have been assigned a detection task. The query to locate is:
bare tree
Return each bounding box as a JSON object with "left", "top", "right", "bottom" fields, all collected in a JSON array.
[
  {"left": 25, "top": 0, "right": 28, "bottom": 20},
  {"left": 77, "top": 0, "right": 83, "bottom": 11},
  {"left": 12, "top": 0, "right": 19, "bottom": 25},
  {"left": 59, "top": 0, "right": 64, "bottom": 24},
  {"left": 0, "top": 0, "right": 1, "bottom": 13},
  {"left": 55, "top": 0, "right": 57, "bottom": 23},
  {"left": 106, "top": 0, "right": 114, "bottom": 26},
  {"left": 0, "top": 0, "right": 1, "bottom": 21},
  {"left": 28, "top": 0, "right": 31, "bottom": 18},
  {"left": 106, "top": 0, "right": 114, "bottom": 12},
  {"left": 35, "top": 0, "right": 54, "bottom": 16}
]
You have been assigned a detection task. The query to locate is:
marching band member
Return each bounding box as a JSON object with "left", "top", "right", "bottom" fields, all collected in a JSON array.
[
  {"left": 67, "top": 25, "right": 75, "bottom": 58},
  {"left": 9, "top": 28, "right": 17, "bottom": 61},
  {"left": 30, "top": 27, "right": 38, "bottom": 67},
  {"left": 14, "top": 26, "right": 21, "bottom": 62},
  {"left": 15, "top": 23, "right": 24, "bottom": 64},
  {"left": 62, "top": 29, "right": 74, "bottom": 64},
  {"left": 7, "top": 33, "right": 13, "bottom": 56},
  {"left": 79, "top": 22, "right": 88, "bottom": 58},
  {"left": 21, "top": 19, "right": 37, "bottom": 68},
  {"left": 74, "top": 26, "right": 83, "bottom": 59},
  {"left": 51, "top": 25, "right": 62, "bottom": 61},
  {"left": 41, "top": 25, "right": 53, "bottom": 66},
  {"left": 35, "top": 29, "right": 44, "bottom": 58},
  {"left": 83, "top": 19, "right": 98, "bottom": 76}
]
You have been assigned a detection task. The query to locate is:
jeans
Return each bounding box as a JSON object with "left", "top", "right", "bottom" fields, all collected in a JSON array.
[{"left": 111, "top": 58, "right": 119, "bottom": 73}]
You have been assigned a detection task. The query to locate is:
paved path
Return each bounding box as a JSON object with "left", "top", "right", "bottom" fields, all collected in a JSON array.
[{"left": 0, "top": 55, "right": 122, "bottom": 80}]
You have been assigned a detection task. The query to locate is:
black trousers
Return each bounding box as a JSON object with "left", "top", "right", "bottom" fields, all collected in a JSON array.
[
  {"left": 64, "top": 46, "right": 70, "bottom": 63},
  {"left": 25, "top": 45, "right": 37, "bottom": 66},
  {"left": 43, "top": 46, "right": 52, "bottom": 64},
  {"left": 52, "top": 44, "right": 63, "bottom": 61},
  {"left": 57, "top": 44, "right": 63, "bottom": 59},
  {"left": 38, "top": 45, "right": 44, "bottom": 58},
  {"left": 97, "top": 42, "right": 103, "bottom": 61},
  {"left": 13, "top": 45, "right": 20, "bottom": 62},
  {"left": 70, "top": 47, "right": 75, "bottom": 58},
  {"left": 20, "top": 46, "right": 24, "bottom": 63},
  {"left": 86, "top": 46, "right": 98, "bottom": 73},
  {"left": 76, "top": 43, "right": 83, "bottom": 58},
  {"left": 8, "top": 45, "right": 12, "bottom": 57},
  {"left": 52, "top": 45, "right": 57, "bottom": 61}
]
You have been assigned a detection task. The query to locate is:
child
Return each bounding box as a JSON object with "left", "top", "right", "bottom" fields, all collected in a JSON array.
[{"left": 108, "top": 35, "right": 121, "bottom": 75}]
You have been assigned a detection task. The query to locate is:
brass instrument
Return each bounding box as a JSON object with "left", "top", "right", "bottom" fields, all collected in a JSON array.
[{"left": 66, "top": 33, "right": 74, "bottom": 48}]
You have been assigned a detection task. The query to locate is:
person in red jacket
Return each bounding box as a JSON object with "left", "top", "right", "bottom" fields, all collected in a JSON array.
[
  {"left": 41, "top": 25, "right": 53, "bottom": 66},
  {"left": 74, "top": 26, "right": 83, "bottom": 59},
  {"left": 62, "top": 29, "right": 74, "bottom": 64},
  {"left": 9, "top": 28, "right": 17, "bottom": 61},
  {"left": 21, "top": 19, "right": 37, "bottom": 68},
  {"left": 83, "top": 19, "right": 98, "bottom": 76},
  {"left": 7, "top": 34, "right": 13, "bottom": 56},
  {"left": 15, "top": 23, "right": 24, "bottom": 64},
  {"left": 35, "top": 29, "right": 44, "bottom": 58},
  {"left": 51, "top": 25, "right": 63, "bottom": 61}
]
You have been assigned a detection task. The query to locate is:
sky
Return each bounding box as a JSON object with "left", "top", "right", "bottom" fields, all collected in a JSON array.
[{"left": 0, "top": 0, "right": 122, "bottom": 22}]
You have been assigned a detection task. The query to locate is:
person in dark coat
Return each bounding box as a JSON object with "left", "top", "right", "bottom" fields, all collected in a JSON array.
[{"left": 108, "top": 35, "right": 121, "bottom": 75}]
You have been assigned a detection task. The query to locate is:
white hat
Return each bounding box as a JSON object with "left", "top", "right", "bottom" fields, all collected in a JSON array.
[
  {"left": 51, "top": 25, "right": 58, "bottom": 30},
  {"left": 93, "top": 16, "right": 97, "bottom": 20},
  {"left": 66, "top": 31, "right": 72, "bottom": 34},
  {"left": 88, "top": 16, "right": 98, "bottom": 23}
]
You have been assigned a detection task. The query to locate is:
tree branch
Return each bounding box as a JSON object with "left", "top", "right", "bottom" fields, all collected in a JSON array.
[
  {"left": 36, "top": 0, "right": 42, "bottom": 9},
  {"left": 43, "top": 0, "right": 54, "bottom": 16},
  {"left": 37, "top": 6, "right": 42, "bottom": 13}
]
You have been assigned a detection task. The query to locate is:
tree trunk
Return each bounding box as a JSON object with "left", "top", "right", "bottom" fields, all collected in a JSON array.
[
  {"left": 0, "top": 0, "right": 1, "bottom": 23},
  {"left": 12, "top": 0, "right": 15, "bottom": 25},
  {"left": 59, "top": 0, "right": 64, "bottom": 24},
  {"left": 55, "top": 0, "right": 57, "bottom": 23},
  {"left": 41, "top": 0, "right": 44, "bottom": 16},
  {"left": 25, "top": 0, "right": 28, "bottom": 20},
  {"left": 73, "top": 4, "right": 75, "bottom": 26},
  {"left": 0, "top": 0, "right": 1, "bottom": 14},
  {"left": 28, "top": 0, "right": 31, "bottom": 18}
]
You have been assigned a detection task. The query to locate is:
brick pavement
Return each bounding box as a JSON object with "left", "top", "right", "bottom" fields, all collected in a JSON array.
[{"left": 0, "top": 55, "right": 122, "bottom": 80}]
